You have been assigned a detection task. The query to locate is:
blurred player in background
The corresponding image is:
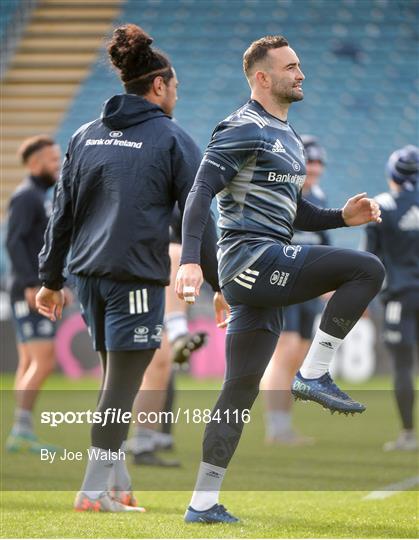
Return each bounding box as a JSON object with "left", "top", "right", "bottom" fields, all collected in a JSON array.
[
  {"left": 35, "top": 24, "right": 220, "bottom": 513},
  {"left": 129, "top": 205, "right": 208, "bottom": 467},
  {"left": 166, "top": 205, "right": 208, "bottom": 365},
  {"left": 263, "top": 135, "right": 329, "bottom": 445},
  {"left": 176, "top": 35, "right": 384, "bottom": 523},
  {"left": 365, "top": 145, "right": 419, "bottom": 451},
  {"left": 5, "top": 135, "right": 71, "bottom": 453}
]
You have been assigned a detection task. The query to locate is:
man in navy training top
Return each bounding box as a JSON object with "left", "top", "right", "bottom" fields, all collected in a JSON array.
[
  {"left": 365, "top": 145, "right": 419, "bottom": 452},
  {"left": 176, "top": 35, "right": 384, "bottom": 524}
]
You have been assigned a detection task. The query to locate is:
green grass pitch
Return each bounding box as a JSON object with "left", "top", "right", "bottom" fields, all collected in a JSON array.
[{"left": 1, "top": 374, "right": 418, "bottom": 538}]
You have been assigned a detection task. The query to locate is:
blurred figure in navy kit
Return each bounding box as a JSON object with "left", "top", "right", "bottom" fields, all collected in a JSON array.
[
  {"left": 129, "top": 204, "right": 208, "bottom": 467},
  {"left": 262, "top": 135, "right": 329, "bottom": 445},
  {"left": 5, "top": 135, "right": 71, "bottom": 453},
  {"left": 365, "top": 145, "right": 419, "bottom": 451}
]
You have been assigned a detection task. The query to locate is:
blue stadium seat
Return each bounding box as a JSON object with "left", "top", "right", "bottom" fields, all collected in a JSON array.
[{"left": 0, "top": 0, "right": 21, "bottom": 41}]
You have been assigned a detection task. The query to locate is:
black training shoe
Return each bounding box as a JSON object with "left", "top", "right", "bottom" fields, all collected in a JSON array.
[
  {"left": 132, "top": 450, "right": 181, "bottom": 467},
  {"left": 171, "top": 332, "right": 208, "bottom": 364},
  {"left": 184, "top": 503, "right": 239, "bottom": 523},
  {"left": 292, "top": 371, "right": 366, "bottom": 415}
]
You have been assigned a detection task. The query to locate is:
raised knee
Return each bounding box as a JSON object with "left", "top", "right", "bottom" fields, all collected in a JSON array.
[{"left": 361, "top": 252, "right": 386, "bottom": 287}]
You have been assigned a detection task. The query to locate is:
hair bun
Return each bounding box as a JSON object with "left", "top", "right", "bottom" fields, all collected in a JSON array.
[
  {"left": 108, "top": 24, "right": 155, "bottom": 77},
  {"left": 107, "top": 22, "right": 171, "bottom": 88}
]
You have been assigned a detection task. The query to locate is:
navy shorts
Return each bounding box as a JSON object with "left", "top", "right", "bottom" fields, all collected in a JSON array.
[
  {"left": 75, "top": 276, "right": 165, "bottom": 351},
  {"left": 384, "top": 290, "right": 419, "bottom": 346},
  {"left": 283, "top": 298, "right": 323, "bottom": 340},
  {"left": 222, "top": 244, "right": 310, "bottom": 336},
  {"left": 11, "top": 300, "right": 56, "bottom": 343}
]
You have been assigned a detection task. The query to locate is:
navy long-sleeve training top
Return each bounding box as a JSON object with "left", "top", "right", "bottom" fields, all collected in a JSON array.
[
  {"left": 181, "top": 99, "right": 346, "bottom": 287},
  {"left": 6, "top": 175, "right": 53, "bottom": 302}
]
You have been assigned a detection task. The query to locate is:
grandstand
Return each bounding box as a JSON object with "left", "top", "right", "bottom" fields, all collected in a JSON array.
[
  {"left": 1, "top": 0, "right": 417, "bottom": 231},
  {"left": 0, "top": 0, "right": 123, "bottom": 217}
]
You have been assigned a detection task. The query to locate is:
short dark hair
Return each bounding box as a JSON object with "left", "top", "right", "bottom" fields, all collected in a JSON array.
[
  {"left": 18, "top": 135, "right": 55, "bottom": 164},
  {"left": 107, "top": 23, "right": 173, "bottom": 95},
  {"left": 243, "top": 35, "right": 289, "bottom": 77}
]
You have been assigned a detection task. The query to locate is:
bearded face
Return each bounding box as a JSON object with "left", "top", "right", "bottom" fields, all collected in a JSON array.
[
  {"left": 25, "top": 144, "right": 61, "bottom": 186},
  {"left": 270, "top": 72, "right": 304, "bottom": 103},
  {"left": 263, "top": 47, "right": 305, "bottom": 105}
]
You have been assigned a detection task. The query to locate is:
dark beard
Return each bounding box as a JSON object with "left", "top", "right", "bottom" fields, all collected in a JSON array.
[
  {"left": 290, "top": 94, "right": 303, "bottom": 102},
  {"left": 39, "top": 171, "right": 57, "bottom": 187},
  {"left": 272, "top": 84, "right": 303, "bottom": 105},
  {"left": 286, "top": 88, "right": 304, "bottom": 102}
]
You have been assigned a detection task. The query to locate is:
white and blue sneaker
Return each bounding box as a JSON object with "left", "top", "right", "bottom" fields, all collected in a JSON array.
[
  {"left": 184, "top": 504, "right": 239, "bottom": 523},
  {"left": 292, "top": 371, "right": 366, "bottom": 415}
]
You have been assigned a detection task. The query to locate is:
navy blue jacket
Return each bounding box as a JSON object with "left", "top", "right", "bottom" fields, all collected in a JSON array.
[
  {"left": 365, "top": 188, "right": 419, "bottom": 301},
  {"left": 6, "top": 175, "right": 52, "bottom": 302},
  {"left": 39, "top": 94, "right": 219, "bottom": 290}
]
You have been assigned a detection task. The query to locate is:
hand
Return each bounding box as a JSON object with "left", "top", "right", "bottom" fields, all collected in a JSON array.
[
  {"left": 213, "top": 292, "right": 230, "bottom": 329},
  {"left": 24, "top": 287, "right": 40, "bottom": 310},
  {"left": 342, "top": 192, "right": 382, "bottom": 226},
  {"left": 175, "top": 263, "right": 203, "bottom": 304},
  {"left": 36, "top": 287, "right": 65, "bottom": 321}
]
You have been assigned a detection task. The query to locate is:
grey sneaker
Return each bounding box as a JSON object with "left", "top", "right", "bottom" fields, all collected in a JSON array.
[
  {"left": 125, "top": 430, "right": 155, "bottom": 454},
  {"left": 153, "top": 432, "right": 174, "bottom": 451},
  {"left": 74, "top": 491, "right": 145, "bottom": 512},
  {"left": 383, "top": 431, "right": 418, "bottom": 452}
]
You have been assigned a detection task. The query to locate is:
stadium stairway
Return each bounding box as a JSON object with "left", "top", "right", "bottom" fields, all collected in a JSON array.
[{"left": 0, "top": 0, "right": 123, "bottom": 219}]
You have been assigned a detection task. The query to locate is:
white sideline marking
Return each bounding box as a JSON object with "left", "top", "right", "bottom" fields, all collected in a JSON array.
[{"left": 364, "top": 475, "right": 419, "bottom": 500}]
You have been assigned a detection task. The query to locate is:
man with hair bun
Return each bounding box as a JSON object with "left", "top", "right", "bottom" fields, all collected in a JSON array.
[
  {"left": 365, "top": 145, "right": 419, "bottom": 452},
  {"left": 35, "top": 24, "right": 223, "bottom": 512},
  {"left": 176, "top": 35, "right": 384, "bottom": 523},
  {"left": 5, "top": 135, "right": 68, "bottom": 453}
]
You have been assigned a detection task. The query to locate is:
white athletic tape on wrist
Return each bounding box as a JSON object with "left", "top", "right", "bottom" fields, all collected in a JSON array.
[{"left": 183, "top": 286, "right": 195, "bottom": 303}]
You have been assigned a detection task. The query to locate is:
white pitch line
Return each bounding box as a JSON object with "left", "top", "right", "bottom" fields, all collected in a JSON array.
[{"left": 364, "top": 475, "right": 419, "bottom": 500}]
